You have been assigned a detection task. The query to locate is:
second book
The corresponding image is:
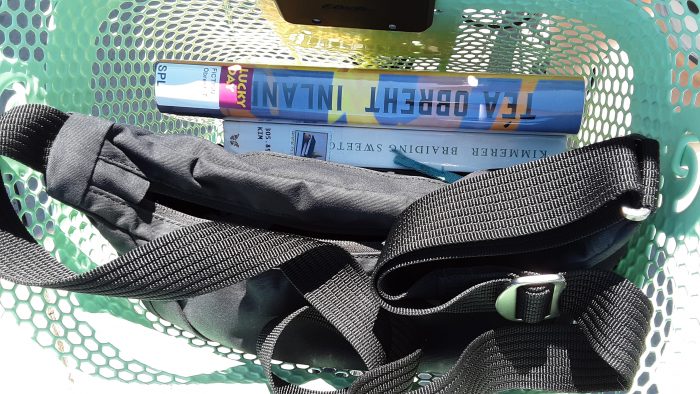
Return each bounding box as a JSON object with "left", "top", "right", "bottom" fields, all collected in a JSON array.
[{"left": 224, "top": 121, "right": 568, "bottom": 173}]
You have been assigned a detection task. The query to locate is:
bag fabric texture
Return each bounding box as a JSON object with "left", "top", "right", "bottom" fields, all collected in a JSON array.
[{"left": 0, "top": 104, "right": 660, "bottom": 393}]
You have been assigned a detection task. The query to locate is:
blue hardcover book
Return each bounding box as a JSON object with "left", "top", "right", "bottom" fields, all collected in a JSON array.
[
  {"left": 224, "top": 120, "right": 568, "bottom": 173},
  {"left": 157, "top": 61, "right": 585, "bottom": 134}
]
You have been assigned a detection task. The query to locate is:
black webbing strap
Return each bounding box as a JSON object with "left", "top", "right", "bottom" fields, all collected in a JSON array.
[
  {"left": 258, "top": 307, "right": 422, "bottom": 394},
  {"left": 0, "top": 105, "right": 657, "bottom": 393},
  {"left": 259, "top": 270, "right": 651, "bottom": 393},
  {"left": 0, "top": 105, "right": 386, "bottom": 369},
  {"left": 374, "top": 134, "right": 657, "bottom": 311}
]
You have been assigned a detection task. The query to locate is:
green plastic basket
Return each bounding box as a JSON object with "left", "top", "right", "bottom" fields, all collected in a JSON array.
[{"left": 1, "top": 0, "right": 699, "bottom": 392}]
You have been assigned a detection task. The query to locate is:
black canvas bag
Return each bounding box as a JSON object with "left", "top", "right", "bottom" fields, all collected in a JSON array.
[{"left": 0, "top": 104, "right": 659, "bottom": 393}]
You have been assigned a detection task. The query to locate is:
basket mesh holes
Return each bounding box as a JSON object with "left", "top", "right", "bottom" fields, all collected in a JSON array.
[
  {"left": 655, "top": 1, "right": 700, "bottom": 110},
  {"left": 0, "top": 1, "right": 48, "bottom": 63},
  {"left": 445, "top": 9, "right": 636, "bottom": 147},
  {"left": 1, "top": 0, "right": 700, "bottom": 389},
  {"left": 92, "top": 0, "right": 256, "bottom": 140},
  {"left": 0, "top": 160, "right": 189, "bottom": 385}
]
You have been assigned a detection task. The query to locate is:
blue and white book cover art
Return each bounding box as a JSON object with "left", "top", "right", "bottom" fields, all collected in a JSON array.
[{"left": 224, "top": 121, "right": 568, "bottom": 173}]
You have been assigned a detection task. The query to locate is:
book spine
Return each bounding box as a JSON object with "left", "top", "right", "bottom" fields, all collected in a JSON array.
[
  {"left": 223, "top": 121, "right": 568, "bottom": 172},
  {"left": 156, "top": 61, "right": 584, "bottom": 134}
]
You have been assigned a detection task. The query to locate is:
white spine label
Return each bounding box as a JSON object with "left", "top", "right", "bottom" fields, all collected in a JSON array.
[{"left": 154, "top": 63, "right": 220, "bottom": 110}]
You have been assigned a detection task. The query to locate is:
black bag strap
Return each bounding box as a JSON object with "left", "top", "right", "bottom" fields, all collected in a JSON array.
[
  {"left": 258, "top": 270, "right": 651, "bottom": 393},
  {"left": 0, "top": 105, "right": 386, "bottom": 369},
  {"left": 373, "top": 131, "right": 659, "bottom": 316},
  {"left": 0, "top": 105, "right": 658, "bottom": 393}
]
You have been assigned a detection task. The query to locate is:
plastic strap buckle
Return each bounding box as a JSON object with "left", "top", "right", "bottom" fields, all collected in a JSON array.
[{"left": 495, "top": 274, "right": 567, "bottom": 322}]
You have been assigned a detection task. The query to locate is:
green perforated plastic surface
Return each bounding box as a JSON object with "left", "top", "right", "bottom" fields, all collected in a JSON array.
[{"left": 1, "top": 0, "right": 699, "bottom": 392}]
